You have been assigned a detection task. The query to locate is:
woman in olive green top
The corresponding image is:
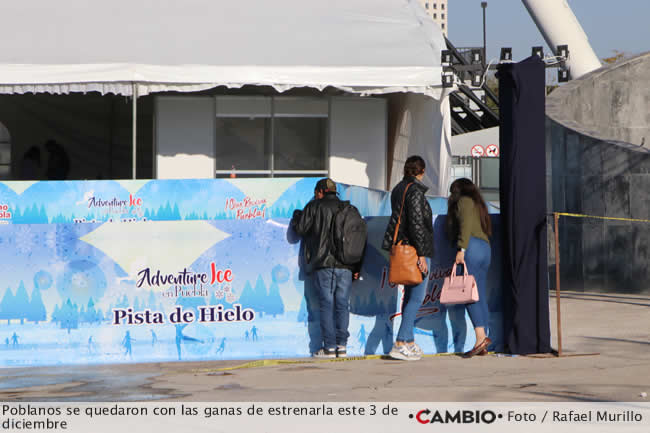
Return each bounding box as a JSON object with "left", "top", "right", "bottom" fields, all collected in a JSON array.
[{"left": 447, "top": 178, "right": 492, "bottom": 357}]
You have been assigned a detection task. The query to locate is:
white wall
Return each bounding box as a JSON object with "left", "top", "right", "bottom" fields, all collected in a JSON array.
[
  {"left": 388, "top": 93, "right": 451, "bottom": 196},
  {"left": 451, "top": 127, "right": 499, "bottom": 156},
  {"left": 155, "top": 97, "right": 215, "bottom": 179},
  {"left": 329, "top": 97, "right": 387, "bottom": 190},
  {"left": 155, "top": 95, "right": 388, "bottom": 185}
]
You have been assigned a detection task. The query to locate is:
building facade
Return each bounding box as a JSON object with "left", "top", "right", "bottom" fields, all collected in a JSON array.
[{"left": 419, "top": 0, "right": 448, "bottom": 35}]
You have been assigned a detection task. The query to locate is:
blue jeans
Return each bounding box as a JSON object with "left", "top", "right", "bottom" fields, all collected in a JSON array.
[
  {"left": 396, "top": 257, "right": 431, "bottom": 342},
  {"left": 313, "top": 268, "right": 352, "bottom": 349},
  {"left": 464, "top": 237, "right": 492, "bottom": 331}
]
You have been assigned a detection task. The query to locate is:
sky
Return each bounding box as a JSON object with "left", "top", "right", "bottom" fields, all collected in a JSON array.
[{"left": 448, "top": 0, "right": 649, "bottom": 63}]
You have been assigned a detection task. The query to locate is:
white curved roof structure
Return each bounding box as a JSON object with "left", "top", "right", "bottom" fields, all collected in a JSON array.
[{"left": 0, "top": 0, "right": 445, "bottom": 97}]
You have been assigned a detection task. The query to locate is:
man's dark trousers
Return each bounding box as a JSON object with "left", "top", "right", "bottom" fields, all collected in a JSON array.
[{"left": 313, "top": 268, "right": 352, "bottom": 349}]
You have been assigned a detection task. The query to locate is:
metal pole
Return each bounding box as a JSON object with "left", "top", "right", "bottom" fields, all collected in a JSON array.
[
  {"left": 132, "top": 83, "right": 138, "bottom": 180},
  {"left": 554, "top": 212, "right": 563, "bottom": 356},
  {"left": 481, "top": 2, "right": 487, "bottom": 67}
]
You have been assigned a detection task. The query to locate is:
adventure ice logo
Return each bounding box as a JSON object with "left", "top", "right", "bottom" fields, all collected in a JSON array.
[
  {"left": 77, "top": 191, "right": 145, "bottom": 222},
  {"left": 136, "top": 262, "right": 235, "bottom": 299},
  {"left": 86, "top": 192, "right": 143, "bottom": 210}
]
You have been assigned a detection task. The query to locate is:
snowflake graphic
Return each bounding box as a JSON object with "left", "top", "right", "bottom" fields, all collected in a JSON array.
[
  {"left": 45, "top": 230, "right": 57, "bottom": 249},
  {"left": 252, "top": 222, "right": 275, "bottom": 249},
  {"left": 55, "top": 225, "right": 77, "bottom": 259},
  {"left": 71, "top": 273, "right": 90, "bottom": 289},
  {"left": 14, "top": 226, "right": 35, "bottom": 254}
]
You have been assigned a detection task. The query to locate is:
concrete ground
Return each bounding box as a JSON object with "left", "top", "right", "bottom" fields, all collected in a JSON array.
[{"left": 1, "top": 292, "right": 648, "bottom": 402}]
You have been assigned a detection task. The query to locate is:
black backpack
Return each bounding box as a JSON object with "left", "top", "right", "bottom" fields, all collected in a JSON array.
[{"left": 330, "top": 201, "right": 367, "bottom": 266}]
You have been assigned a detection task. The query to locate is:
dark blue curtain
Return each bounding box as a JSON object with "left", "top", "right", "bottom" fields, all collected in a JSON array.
[{"left": 498, "top": 56, "right": 551, "bottom": 355}]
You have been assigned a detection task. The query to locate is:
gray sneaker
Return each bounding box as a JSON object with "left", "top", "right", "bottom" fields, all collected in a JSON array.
[
  {"left": 312, "top": 348, "right": 336, "bottom": 358},
  {"left": 389, "top": 343, "right": 419, "bottom": 361}
]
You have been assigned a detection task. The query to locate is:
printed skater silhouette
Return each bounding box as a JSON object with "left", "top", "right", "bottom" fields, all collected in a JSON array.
[
  {"left": 251, "top": 326, "right": 258, "bottom": 341},
  {"left": 122, "top": 331, "right": 134, "bottom": 357},
  {"left": 11, "top": 332, "right": 19, "bottom": 347},
  {"left": 357, "top": 325, "right": 367, "bottom": 350},
  {"left": 216, "top": 337, "right": 226, "bottom": 354},
  {"left": 151, "top": 329, "right": 158, "bottom": 347},
  {"left": 245, "top": 330, "right": 250, "bottom": 341},
  {"left": 175, "top": 324, "right": 204, "bottom": 361},
  {"left": 365, "top": 314, "right": 394, "bottom": 355}
]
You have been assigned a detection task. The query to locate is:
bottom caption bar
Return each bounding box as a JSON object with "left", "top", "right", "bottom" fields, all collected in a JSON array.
[{"left": 1, "top": 402, "right": 649, "bottom": 433}]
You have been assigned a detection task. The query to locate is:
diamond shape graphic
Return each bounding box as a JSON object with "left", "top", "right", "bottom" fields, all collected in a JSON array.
[
  {"left": 2, "top": 181, "right": 38, "bottom": 195},
  {"left": 80, "top": 220, "right": 231, "bottom": 279},
  {"left": 115, "top": 179, "right": 151, "bottom": 197}
]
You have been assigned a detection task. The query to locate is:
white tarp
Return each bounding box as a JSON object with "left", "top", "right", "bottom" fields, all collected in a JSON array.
[
  {"left": 0, "top": 0, "right": 445, "bottom": 97},
  {"left": 389, "top": 92, "right": 453, "bottom": 195}
]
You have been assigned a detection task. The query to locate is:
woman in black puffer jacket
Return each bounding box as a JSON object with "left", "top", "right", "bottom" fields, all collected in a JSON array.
[{"left": 382, "top": 155, "right": 433, "bottom": 361}]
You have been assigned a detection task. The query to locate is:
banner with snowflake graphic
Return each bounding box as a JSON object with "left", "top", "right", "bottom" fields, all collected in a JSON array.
[{"left": 0, "top": 178, "right": 502, "bottom": 366}]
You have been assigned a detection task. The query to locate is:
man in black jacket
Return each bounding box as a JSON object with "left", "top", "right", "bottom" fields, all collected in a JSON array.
[{"left": 291, "top": 178, "right": 359, "bottom": 358}]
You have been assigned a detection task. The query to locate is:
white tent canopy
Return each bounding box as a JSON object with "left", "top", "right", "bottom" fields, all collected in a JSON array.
[{"left": 0, "top": 0, "right": 445, "bottom": 97}]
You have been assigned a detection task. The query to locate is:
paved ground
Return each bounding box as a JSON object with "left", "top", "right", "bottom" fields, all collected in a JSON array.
[{"left": 1, "top": 292, "right": 648, "bottom": 402}]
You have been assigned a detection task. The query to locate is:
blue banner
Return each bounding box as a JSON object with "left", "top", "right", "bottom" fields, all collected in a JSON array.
[{"left": 0, "top": 178, "right": 502, "bottom": 366}]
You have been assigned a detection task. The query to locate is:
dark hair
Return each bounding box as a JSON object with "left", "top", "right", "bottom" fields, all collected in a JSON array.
[
  {"left": 315, "top": 178, "right": 337, "bottom": 194},
  {"left": 446, "top": 178, "right": 492, "bottom": 242},
  {"left": 403, "top": 155, "right": 426, "bottom": 178}
]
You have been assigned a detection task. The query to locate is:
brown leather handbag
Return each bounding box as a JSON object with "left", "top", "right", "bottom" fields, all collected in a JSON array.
[{"left": 388, "top": 183, "right": 423, "bottom": 285}]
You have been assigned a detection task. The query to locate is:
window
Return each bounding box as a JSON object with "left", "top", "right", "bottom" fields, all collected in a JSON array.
[
  {"left": 442, "top": 13, "right": 445, "bottom": 19},
  {"left": 433, "top": 13, "right": 437, "bottom": 19},
  {"left": 215, "top": 117, "right": 271, "bottom": 173},
  {"left": 479, "top": 158, "right": 499, "bottom": 189},
  {"left": 449, "top": 156, "right": 472, "bottom": 191},
  {"left": 425, "top": 2, "right": 429, "bottom": 9},
  {"left": 442, "top": 3, "right": 445, "bottom": 10},
  {"left": 441, "top": 23, "right": 445, "bottom": 29},
  {"left": 214, "top": 96, "right": 328, "bottom": 178},
  {"left": 0, "top": 122, "right": 11, "bottom": 179},
  {"left": 433, "top": 3, "right": 437, "bottom": 9}
]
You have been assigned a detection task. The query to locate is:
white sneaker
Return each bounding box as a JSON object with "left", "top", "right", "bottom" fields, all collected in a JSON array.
[
  {"left": 336, "top": 345, "right": 347, "bottom": 358},
  {"left": 389, "top": 343, "right": 419, "bottom": 361},
  {"left": 408, "top": 342, "right": 423, "bottom": 359}
]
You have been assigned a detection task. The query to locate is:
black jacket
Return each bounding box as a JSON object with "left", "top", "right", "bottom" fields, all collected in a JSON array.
[
  {"left": 290, "top": 193, "right": 356, "bottom": 271},
  {"left": 382, "top": 177, "right": 434, "bottom": 258}
]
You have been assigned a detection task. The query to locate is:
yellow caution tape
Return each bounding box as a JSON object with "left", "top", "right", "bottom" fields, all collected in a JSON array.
[
  {"left": 191, "top": 351, "right": 489, "bottom": 373},
  {"left": 555, "top": 212, "right": 650, "bottom": 224}
]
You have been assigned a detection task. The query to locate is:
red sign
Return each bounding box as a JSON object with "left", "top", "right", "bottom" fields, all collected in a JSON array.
[
  {"left": 471, "top": 145, "right": 485, "bottom": 157},
  {"left": 486, "top": 144, "right": 499, "bottom": 157}
]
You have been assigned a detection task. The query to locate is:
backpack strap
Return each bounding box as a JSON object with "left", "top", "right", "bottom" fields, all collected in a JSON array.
[
  {"left": 328, "top": 199, "right": 346, "bottom": 251},
  {"left": 392, "top": 183, "right": 413, "bottom": 245}
]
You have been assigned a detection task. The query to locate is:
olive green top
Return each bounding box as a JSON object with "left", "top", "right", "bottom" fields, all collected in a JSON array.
[{"left": 457, "top": 196, "right": 489, "bottom": 249}]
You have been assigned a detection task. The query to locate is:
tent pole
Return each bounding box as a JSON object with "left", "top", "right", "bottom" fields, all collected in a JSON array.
[
  {"left": 132, "top": 83, "right": 138, "bottom": 179},
  {"left": 554, "top": 212, "right": 563, "bottom": 356}
]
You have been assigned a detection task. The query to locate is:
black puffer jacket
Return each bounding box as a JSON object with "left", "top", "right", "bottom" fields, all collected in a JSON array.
[
  {"left": 290, "top": 193, "right": 355, "bottom": 271},
  {"left": 382, "top": 177, "right": 434, "bottom": 257}
]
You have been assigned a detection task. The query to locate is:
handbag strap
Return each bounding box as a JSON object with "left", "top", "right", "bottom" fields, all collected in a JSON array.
[
  {"left": 450, "top": 263, "right": 470, "bottom": 282},
  {"left": 392, "top": 183, "right": 414, "bottom": 245}
]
